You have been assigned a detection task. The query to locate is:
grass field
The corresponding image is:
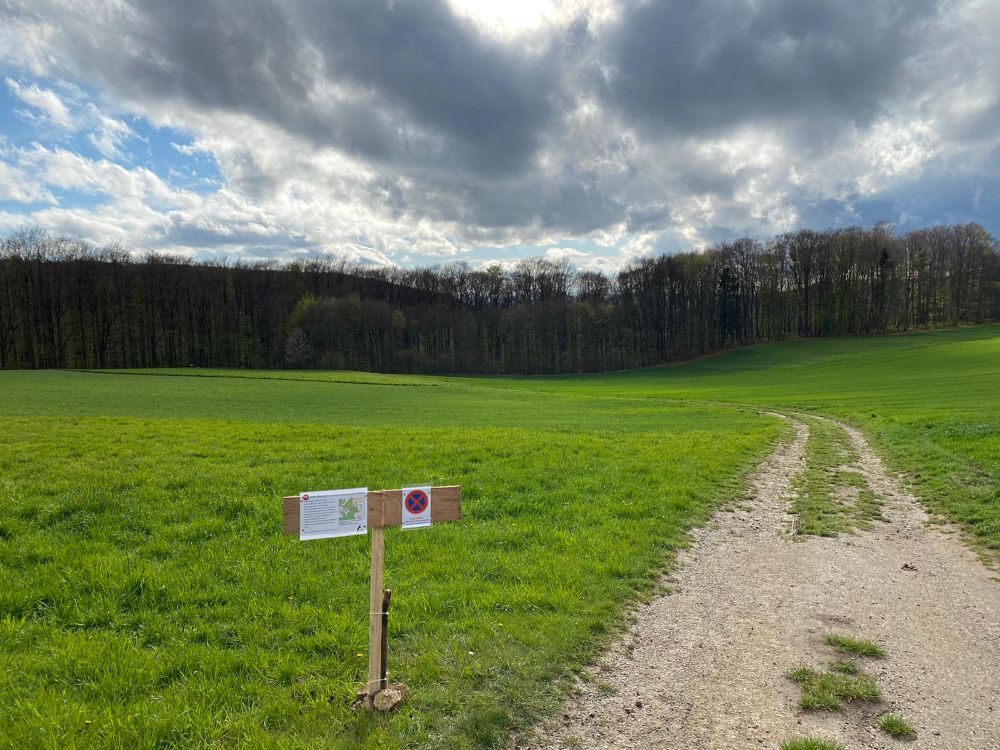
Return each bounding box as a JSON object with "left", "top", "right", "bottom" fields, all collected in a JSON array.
[
  {"left": 1, "top": 325, "right": 997, "bottom": 748},
  {"left": 0, "top": 372, "right": 779, "bottom": 748}
]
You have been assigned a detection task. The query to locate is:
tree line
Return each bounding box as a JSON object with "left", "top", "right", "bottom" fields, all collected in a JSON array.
[{"left": 1, "top": 223, "right": 997, "bottom": 374}]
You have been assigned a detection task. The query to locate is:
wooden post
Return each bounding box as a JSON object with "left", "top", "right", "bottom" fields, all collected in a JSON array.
[
  {"left": 380, "top": 589, "right": 392, "bottom": 691},
  {"left": 367, "top": 525, "right": 385, "bottom": 698}
]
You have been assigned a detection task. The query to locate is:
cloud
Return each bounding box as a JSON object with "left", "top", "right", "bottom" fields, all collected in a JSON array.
[
  {"left": 85, "top": 105, "right": 135, "bottom": 159},
  {"left": 6, "top": 77, "right": 74, "bottom": 127},
  {"left": 5, "top": 75, "right": 137, "bottom": 158},
  {"left": 0, "top": 157, "right": 55, "bottom": 203},
  {"left": 1, "top": 0, "right": 560, "bottom": 175},
  {"left": 0, "top": 0, "right": 997, "bottom": 268},
  {"left": 601, "top": 1, "right": 941, "bottom": 139},
  {"left": 23, "top": 145, "right": 186, "bottom": 206}
]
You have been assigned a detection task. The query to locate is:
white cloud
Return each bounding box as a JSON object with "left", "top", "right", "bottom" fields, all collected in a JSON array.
[
  {"left": 86, "top": 105, "right": 136, "bottom": 159},
  {"left": 544, "top": 246, "right": 589, "bottom": 262},
  {"left": 6, "top": 77, "right": 73, "bottom": 128},
  {"left": 5, "top": 77, "right": 136, "bottom": 159},
  {"left": 23, "top": 145, "right": 187, "bottom": 207},
  {"left": 0, "top": 158, "right": 55, "bottom": 204},
  {"left": 448, "top": 0, "right": 620, "bottom": 41}
]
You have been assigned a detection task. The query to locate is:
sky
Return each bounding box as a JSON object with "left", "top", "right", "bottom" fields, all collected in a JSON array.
[{"left": 0, "top": 0, "right": 998, "bottom": 271}]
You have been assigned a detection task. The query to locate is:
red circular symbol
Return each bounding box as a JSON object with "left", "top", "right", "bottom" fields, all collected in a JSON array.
[
  {"left": 405, "top": 489, "right": 429, "bottom": 514},
  {"left": 302, "top": 493, "right": 310, "bottom": 501}
]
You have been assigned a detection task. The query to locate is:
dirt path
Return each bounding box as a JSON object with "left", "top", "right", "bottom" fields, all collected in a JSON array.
[{"left": 517, "top": 415, "right": 1000, "bottom": 750}]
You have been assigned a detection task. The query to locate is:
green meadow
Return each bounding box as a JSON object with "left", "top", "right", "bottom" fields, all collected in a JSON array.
[
  {"left": 1, "top": 325, "right": 998, "bottom": 749},
  {"left": 469, "top": 324, "right": 1000, "bottom": 555},
  {"left": 0, "top": 371, "right": 778, "bottom": 748}
]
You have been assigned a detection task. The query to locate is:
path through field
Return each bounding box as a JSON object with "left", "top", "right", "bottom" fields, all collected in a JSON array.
[{"left": 518, "top": 415, "right": 1000, "bottom": 750}]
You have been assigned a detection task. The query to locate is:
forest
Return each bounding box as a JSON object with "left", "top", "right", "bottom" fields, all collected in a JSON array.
[{"left": 1, "top": 223, "right": 998, "bottom": 374}]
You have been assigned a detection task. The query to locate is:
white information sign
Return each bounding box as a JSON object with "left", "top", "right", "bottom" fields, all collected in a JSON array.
[
  {"left": 299, "top": 487, "right": 368, "bottom": 540},
  {"left": 401, "top": 486, "right": 432, "bottom": 529}
]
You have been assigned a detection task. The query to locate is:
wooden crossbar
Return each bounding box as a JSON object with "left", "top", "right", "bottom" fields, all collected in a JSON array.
[{"left": 282, "top": 485, "right": 462, "bottom": 535}]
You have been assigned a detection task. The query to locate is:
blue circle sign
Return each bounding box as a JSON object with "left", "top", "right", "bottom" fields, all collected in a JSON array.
[{"left": 405, "top": 489, "right": 429, "bottom": 514}]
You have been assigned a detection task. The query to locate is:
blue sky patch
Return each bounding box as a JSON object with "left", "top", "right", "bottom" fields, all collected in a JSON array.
[{"left": 2, "top": 72, "right": 223, "bottom": 198}]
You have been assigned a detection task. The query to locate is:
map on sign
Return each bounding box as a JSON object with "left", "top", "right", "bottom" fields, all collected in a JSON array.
[
  {"left": 401, "top": 485, "right": 432, "bottom": 529},
  {"left": 299, "top": 487, "right": 368, "bottom": 540}
]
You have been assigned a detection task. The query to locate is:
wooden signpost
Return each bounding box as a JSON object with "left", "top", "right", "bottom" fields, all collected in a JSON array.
[{"left": 282, "top": 485, "right": 462, "bottom": 708}]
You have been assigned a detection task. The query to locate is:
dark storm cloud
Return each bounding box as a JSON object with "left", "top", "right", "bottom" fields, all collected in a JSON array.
[
  {"left": 602, "top": 0, "right": 943, "bottom": 136},
  {"left": 300, "top": 0, "right": 561, "bottom": 172},
  {"left": 430, "top": 174, "right": 627, "bottom": 233},
  {"left": 44, "top": 1, "right": 323, "bottom": 137},
  {"left": 10, "top": 0, "right": 560, "bottom": 175},
  {"left": 626, "top": 204, "right": 670, "bottom": 234}
]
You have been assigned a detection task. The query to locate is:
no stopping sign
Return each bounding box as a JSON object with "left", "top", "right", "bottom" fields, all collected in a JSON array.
[{"left": 401, "top": 486, "right": 432, "bottom": 529}]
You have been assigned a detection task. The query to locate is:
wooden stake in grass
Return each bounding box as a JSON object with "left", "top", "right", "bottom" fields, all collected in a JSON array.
[
  {"left": 380, "top": 589, "right": 392, "bottom": 691},
  {"left": 367, "top": 524, "right": 385, "bottom": 698},
  {"left": 282, "top": 485, "right": 462, "bottom": 706}
]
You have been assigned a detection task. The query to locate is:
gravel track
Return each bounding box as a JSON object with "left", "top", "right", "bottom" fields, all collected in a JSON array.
[{"left": 517, "top": 414, "right": 1000, "bottom": 750}]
